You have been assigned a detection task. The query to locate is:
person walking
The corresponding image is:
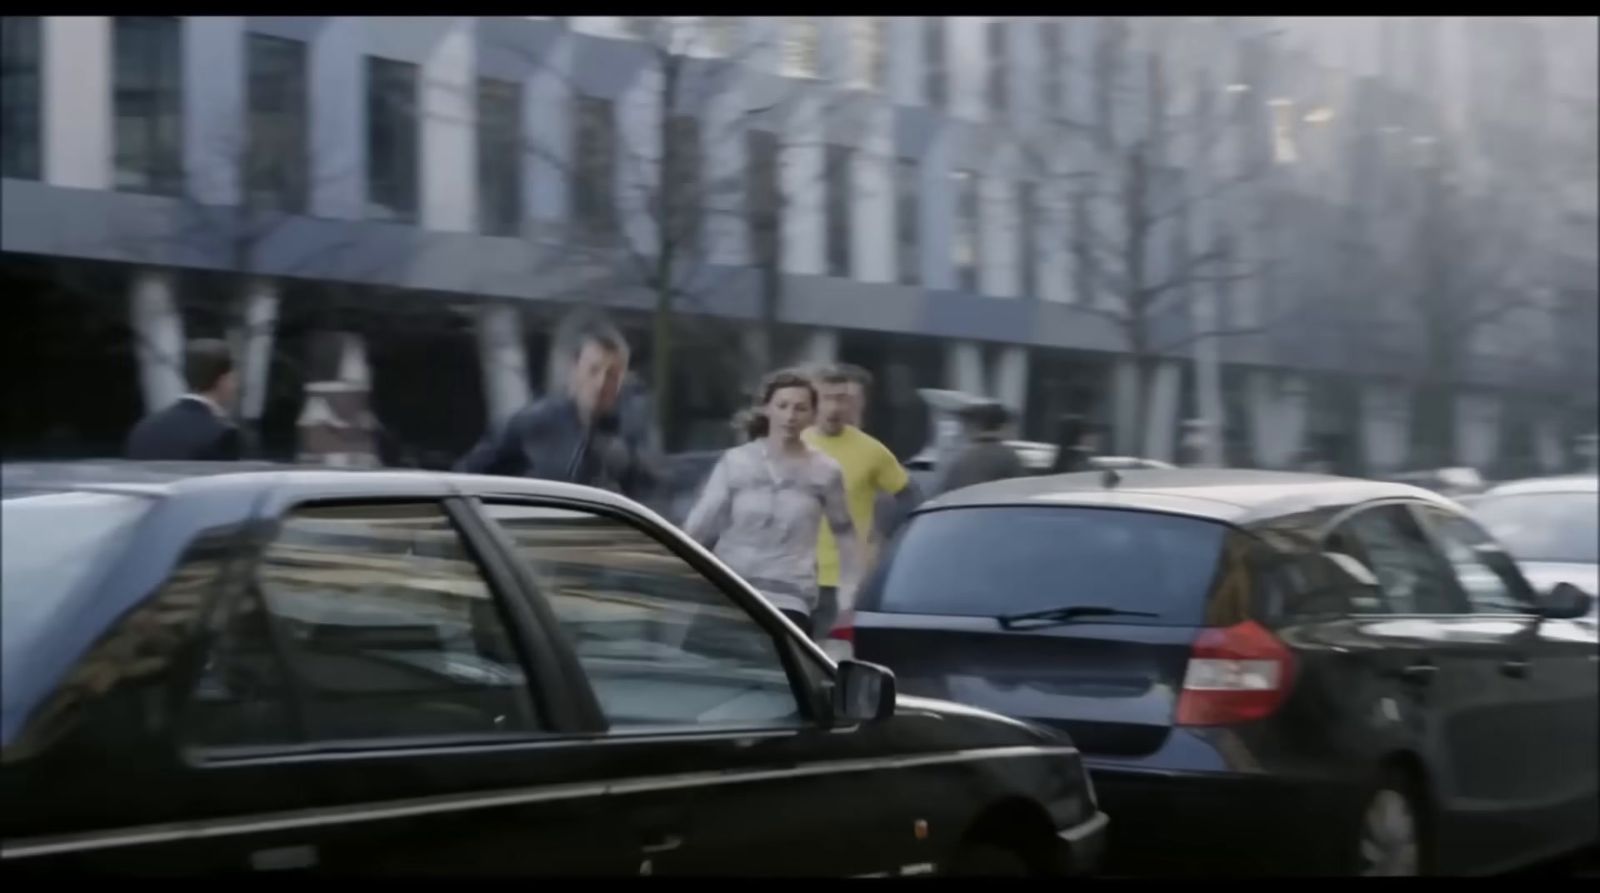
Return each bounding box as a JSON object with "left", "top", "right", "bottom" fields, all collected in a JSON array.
[
  {"left": 938, "top": 401, "right": 1025, "bottom": 495},
  {"left": 1051, "top": 413, "right": 1099, "bottom": 474},
  {"left": 125, "top": 339, "right": 244, "bottom": 461},
  {"left": 456, "top": 311, "right": 662, "bottom": 501},
  {"left": 802, "top": 364, "right": 916, "bottom": 639},
  {"left": 684, "top": 369, "right": 859, "bottom": 635}
]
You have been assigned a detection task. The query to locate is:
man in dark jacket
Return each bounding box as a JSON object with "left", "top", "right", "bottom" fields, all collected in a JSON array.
[
  {"left": 938, "top": 401, "right": 1024, "bottom": 496},
  {"left": 125, "top": 339, "right": 244, "bottom": 461},
  {"left": 456, "top": 312, "right": 662, "bottom": 501}
]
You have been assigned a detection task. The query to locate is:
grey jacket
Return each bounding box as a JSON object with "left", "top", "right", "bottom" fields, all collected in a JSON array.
[{"left": 455, "top": 394, "right": 662, "bottom": 501}]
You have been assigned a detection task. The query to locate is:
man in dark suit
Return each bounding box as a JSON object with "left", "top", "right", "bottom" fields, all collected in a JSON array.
[
  {"left": 456, "top": 311, "right": 662, "bottom": 501},
  {"left": 125, "top": 339, "right": 244, "bottom": 461}
]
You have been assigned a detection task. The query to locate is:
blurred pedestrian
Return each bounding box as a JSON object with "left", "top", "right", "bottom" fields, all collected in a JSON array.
[
  {"left": 125, "top": 339, "right": 243, "bottom": 462},
  {"left": 1051, "top": 413, "right": 1098, "bottom": 474},
  {"left": 803, "top": 364, "right": 917, "bottom": 639},
  {"left": 939, "top": 401, "right": 1025, "bottom": 495},
  {"left": 685, "top": 369, "right": 859, "bottom": 635},
  {"left": 456, "top": 310, "right": 662, "bottom": 501}
]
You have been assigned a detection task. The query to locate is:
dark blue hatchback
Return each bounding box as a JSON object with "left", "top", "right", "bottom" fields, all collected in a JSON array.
[{"left": 841, "top": 469, "right": 1599, "bottom": 877}]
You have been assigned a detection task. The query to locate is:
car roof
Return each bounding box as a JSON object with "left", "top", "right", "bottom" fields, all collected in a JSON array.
[
  {"left": 0, "top": 460, "right": 648, "bottom": 514},
  {"left": 1481, "top": 474, "right": 1599, "bottom": 497},
  {"left": 918, "top": 467, "right": 1454, "bottom": 526}
]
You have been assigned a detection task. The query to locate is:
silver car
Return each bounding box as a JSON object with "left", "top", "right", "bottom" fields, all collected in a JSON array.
[{"left": 1468, "top": 474, "right": 1599, "bottom": 612}]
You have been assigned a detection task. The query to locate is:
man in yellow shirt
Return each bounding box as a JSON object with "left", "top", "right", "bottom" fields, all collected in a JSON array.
[{"left": 803, "top": 364, "right": 917, "bottom": 639}]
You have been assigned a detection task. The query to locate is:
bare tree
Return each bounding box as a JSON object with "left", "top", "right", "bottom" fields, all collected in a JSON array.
[
  {"left": 483, "top": 17, "right": 858, "bottom": 445},
  {"left": 1021, "top": 18, "right": 1282, "bottom": 454}
]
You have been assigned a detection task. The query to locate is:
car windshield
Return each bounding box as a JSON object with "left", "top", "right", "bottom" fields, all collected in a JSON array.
[
  {"left": 1472, "top": 491, "right": 1599, "bottom": 564},
  {"left": 868, "top": 506, "right": 1227, "bottom": 625},
  {"left": 1, "top": 491, "right": 154, "bottom": 674}
]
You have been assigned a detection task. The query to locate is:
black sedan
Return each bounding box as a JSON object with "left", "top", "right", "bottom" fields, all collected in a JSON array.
[
  {"left": 838, "top": 468, "right": 1598, "bottom": 876},
  {"left": 0, "top": 461, "right": 1105, "bottom": 877}
]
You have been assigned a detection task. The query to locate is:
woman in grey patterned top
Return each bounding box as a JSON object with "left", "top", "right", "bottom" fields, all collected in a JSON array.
[{"left": 684, "top": 370, "right": 860, "bottom": 636}]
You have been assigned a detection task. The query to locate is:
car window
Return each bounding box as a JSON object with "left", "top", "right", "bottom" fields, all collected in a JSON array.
[
  {"left": 867, "top": 506, "right": 1226, "bottom": 624},
  {"left": 1325, "top": 504, "right": 1468, "bottom": 615},
  {"left": 190, "top": 501, "right": 542, "bottom": 749},
  {"left": 1414, "top": 505, "right": 1539, "bottom": 615},
  {"left": 482, "top": 502, "right": 804, "bottom": 733},
  {"left": 1471, "top": 491, "right": 1599, "bottom": 564}
]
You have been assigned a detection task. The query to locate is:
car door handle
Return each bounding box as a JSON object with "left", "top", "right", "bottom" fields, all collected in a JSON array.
[
  {"left": 250, "top": 844, "right": 318, "bottom": 871},
  {"left": 1398, "top": 662, "right": 1438, "bottom": 684},
  {"left": 641, "top": 833, "right": 684, "bottom": 854},
  {"left": 1500, "top": 658, "right": 1530, "bottom": 679}
]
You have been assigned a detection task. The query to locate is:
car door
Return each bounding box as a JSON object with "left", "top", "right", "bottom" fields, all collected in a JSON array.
[
  {"left": 1323, "top": 500, "right": 1538, "bottom": 870},
  {"left": 1412, "top": 502, "right": 1600, "bottom": 860},
  {"left": 169, "top": 496, "right": 632, "bottom": 875},
  {"left": 472, "top": 497, "right": 931, "bottom": 878}
]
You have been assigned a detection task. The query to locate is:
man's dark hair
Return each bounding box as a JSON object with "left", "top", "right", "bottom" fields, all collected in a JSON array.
[
  {"left": 184, "top": 339, "right": 235, "bottom": 393},
  {"left": 816, "top": 362, "right": 873, "bottom": 389}
]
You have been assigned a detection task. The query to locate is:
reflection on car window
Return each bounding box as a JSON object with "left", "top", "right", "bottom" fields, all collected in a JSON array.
[
  {"left": 194, "top": 502, "right": 541, "bottom": 747},
  {"left": 1416, "top": 507, "right": 1537, "bottom": 615},
  {"left": 1328, "top": 506, "right": 1467, "bottom": 615},
  {"left": 483, "top": 503, "right": 802, "bottom": 732}
]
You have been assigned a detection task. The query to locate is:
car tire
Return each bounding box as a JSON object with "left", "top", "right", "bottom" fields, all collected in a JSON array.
[
  {"left": 948, "top": 843, "right": 1032, "bottom": 877},
  {"left": 1350, "top": 770, "right": 1429, "bottom": 877}
]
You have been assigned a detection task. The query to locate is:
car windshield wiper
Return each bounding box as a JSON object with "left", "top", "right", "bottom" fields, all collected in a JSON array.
[{"left": 997, "top": 605, "right": 1160, "bottom": 630}]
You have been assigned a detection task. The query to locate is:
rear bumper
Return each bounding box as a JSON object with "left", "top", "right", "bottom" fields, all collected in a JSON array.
[
  {"left": 1088, "top": 764, "right": 1365, "bottom": 876},
  {"left": 1056, "top": 810, "right": 1110, "bottom": 875}
]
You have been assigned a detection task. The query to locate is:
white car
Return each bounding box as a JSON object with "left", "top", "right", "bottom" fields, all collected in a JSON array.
[{"left": 1468, "top": 474, "right": 1599, "bottom": 612}]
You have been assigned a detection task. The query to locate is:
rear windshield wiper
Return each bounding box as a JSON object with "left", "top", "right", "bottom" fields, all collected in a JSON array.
[{"left": 997, "top": 605, "right": 1160, "bottom": 630}]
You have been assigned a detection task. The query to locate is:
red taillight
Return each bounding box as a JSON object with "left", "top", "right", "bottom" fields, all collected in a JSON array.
[
  {"left": 1175, "top": 620, "right": 1296, "bottom": 726},
  {"left": 824, "top": 610, "right": 855, "bottom": 661}
]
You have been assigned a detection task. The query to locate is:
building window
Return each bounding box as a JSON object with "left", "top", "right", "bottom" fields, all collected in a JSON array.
[
  {"left": 850, "top": 17, "right": 888, "bottom": 91},
  {"left": 1018, "top": 181, "right": 1038, "bottom": 299},
  {"left": 1041, "top": 19, "right": 1064, "bottom": 121},
  {"left": 782, "top": 17, "right": 820, "bottom": 79},
  {"left": 987, "top": 20, "right": 1009, "bottom": 117},
  {"left": 0, "top": 16, "right": 41, "bottom": 180},
  {"left": 476, "top": 78, "right": 522, "bottom": 237},
  {"left": 746, "top": 129, "right": 780, "bottom": 266},
  {"left": 700, "top": 16, "right": 738, "bottom": 57},
  {"left": 572, "top": 95, "right": 617, "bottom": 240},
  {"left": 897, "top": 157, "right": 921, "bottom": 287},
  {"left": 114, "top": 16, "right": 184, "bottom": 196},
  {"left": 245, "top": 34, "right": 308, "bottom": 213},
  {"left": 366, "top": 56, "right": 419, "bottom": 223},
  {"left": 953, "top": 169, "right": 980, "bottom": 292},
  {"left": 1093, "top": 18, "right": 1127, "bottom": 149},
  {"left": 622, "top": 17, "right": 656, "bottom": 41},
  {"left": 1072, "top": 188, "right": 1096, "bottom": 305},
  {"left": 924, "top": 18, "right": 948, "bottom": 109},
  {"left": 665, "top": 114, "right": 703, "bottom": 260},
  {"left": 825, "top": 144, "right": 853, "bottom": 278}
]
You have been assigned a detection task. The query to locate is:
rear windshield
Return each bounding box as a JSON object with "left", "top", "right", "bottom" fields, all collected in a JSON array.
[
  {"left": 2, "top": 491, "right": 153, "bottom": 659},
  {"left": 867, "top": 506, "right": 1227, "bottom": 625}
]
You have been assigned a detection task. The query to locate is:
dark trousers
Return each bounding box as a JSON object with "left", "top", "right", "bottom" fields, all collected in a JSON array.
[{"left": 811, "top": 586, "right": 840, "bottom": 642}]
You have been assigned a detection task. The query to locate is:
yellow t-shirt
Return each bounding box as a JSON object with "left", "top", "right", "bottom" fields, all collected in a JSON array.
[{"left": 803, "top": 425, "right": 910, "bottom": 587}]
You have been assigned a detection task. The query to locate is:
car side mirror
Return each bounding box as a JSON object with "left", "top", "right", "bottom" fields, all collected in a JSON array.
[
  {"left": 832, "top": 660, "right": 896, "bottom": 725},
  {"left": 1540, "top": 582, "right": 1595, "bottom": 621}
]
